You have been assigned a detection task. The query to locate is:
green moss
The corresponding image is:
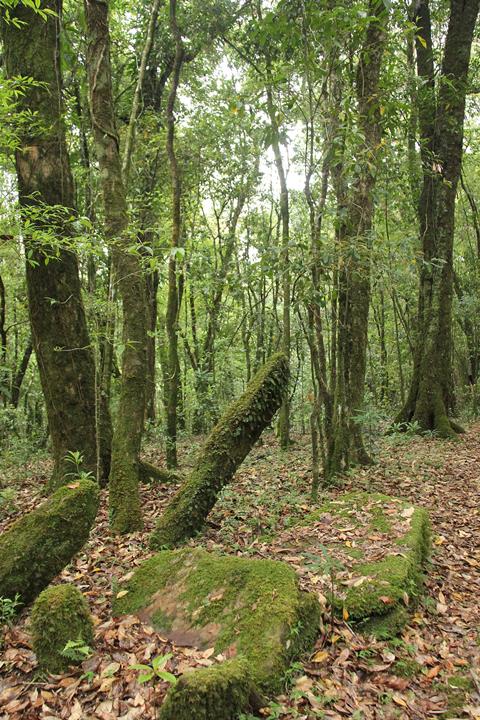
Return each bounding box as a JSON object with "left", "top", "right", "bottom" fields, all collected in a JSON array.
[
  {"left": 159, "top": 659, "right": 260, "bottom": 720},
  {"left": 0, "top": 480, "right": 99, "bottom": 605},
  {"left": 446, "top": 674, "right": 473, "bottom": 691},
  {"left": 30, "top": 584, "right": 94, "bottom": 674},
  {"left": 434, "top": 676, "right": 474, "bottom": 717},
  {"left": 357, "top": 606, "right": 410, "bottom": 640},
  {"left": 344, "top": 547, "right": 364, "bottom": 560},
  {"left": 302, "top": 492, "right": 430, "bottom": 638},
  {"left": 305, "top": 491, "right": 398, "bottom": 529},
  {"left": 150, "top": 353, "right": 289, "bottom": 549},
  {"left": 392, "top": 658, "right": 422, "bottom": 678},
  {"left": 114, "top": 547, "right": 320, "bottom": 715}
]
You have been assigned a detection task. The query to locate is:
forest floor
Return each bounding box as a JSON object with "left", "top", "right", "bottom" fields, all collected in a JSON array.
[{"left": 0, "top": 423, "right": 479, "bottom": 719}]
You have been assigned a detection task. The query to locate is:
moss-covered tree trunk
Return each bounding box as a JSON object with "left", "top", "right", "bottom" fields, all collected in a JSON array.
[
  {"left": 165, "top": 0, "right": 185, "bottom": 468},
  {"left": 0, "top": 1, "right": 101, "bottom": 490},
  {"left": 0, "top": 480, "right": 99, "bottom": 605},
  {"left": 85, "top": 0, "right": 147, "bottom": 532},
  {"left": 395, "top": 0, "right": 479, "bottom": 436},
  {"left": 326, "top": 0, "right": 388, "bottom": 478},
  {"left": 265, "top": 83, "right": 291, "bottom": 451},
  {"left": 151, "top": 353, "right": 289, "bottom": 548}
]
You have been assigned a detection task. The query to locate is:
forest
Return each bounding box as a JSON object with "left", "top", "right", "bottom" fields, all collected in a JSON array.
[{"left": 0, "top": 0, "right": 479, "bottom": 718}]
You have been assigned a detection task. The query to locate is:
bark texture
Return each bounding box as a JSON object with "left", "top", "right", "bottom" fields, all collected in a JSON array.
[
  {"left": 327, "top": 0, "right": 388, "bottom": 477},
  {"left": 150, "top": 353, "right": 289, "bottom": 548},
  {"left": 396, "top": 0, "right": 479, "bottom": 435},
  {"left": 85, "top": 0, "right": 147, "bottom": 532},
  {"left": 0, "top": 1, "right": 100, "bottom": 489}
]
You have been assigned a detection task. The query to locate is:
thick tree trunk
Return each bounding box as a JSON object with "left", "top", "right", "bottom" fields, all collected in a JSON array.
[
  {"left": 396, "top": 0, "right": 479, "bottom": 435},
  {"left": 0, "top": 1, "right": 100, "bottom": 489},
  {"left": 85, "top": 0, "right": 147, "bottom": 532},
  {"left": 327, "top": 0, "right": 388, "bottom": 478},
  {"left": 151, "top": 353, "right": 289, "bottom": 548},
  {"left": 0, "top": 480, "right": 99, "bottom": 605}
]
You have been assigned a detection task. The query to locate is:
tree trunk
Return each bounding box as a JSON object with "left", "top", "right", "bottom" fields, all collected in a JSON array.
[
  {"left": 327, "top": 0, "right": 388, "bottom": 478},
  {"left": 395, "top": 0, "right": 479, "bottom": 435},
  {"left": 85, "top": 0, "right": 147, "bottom": 532},
  {"left": 10, "top": 338, "right": 33, "bottom": 409},
  {"left": 0, "top": 1, "right": 100, "bottom": 489},
  {"left": 151, "top": 353, "right": 289, "bottom": 548},
  {"left": 164, "top": 0, "right": 185, "bottom": 469},
  {"left": 265, "top": 85, "right": 291, "bottom": 450}
]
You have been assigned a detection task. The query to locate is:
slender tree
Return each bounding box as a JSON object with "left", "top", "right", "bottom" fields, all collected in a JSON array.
[
  {"left": 85, "top": 0, "right": 147, "bottom": 532},
  {"left": 327, "top": 0, "right": 389, "bottom": 477}
]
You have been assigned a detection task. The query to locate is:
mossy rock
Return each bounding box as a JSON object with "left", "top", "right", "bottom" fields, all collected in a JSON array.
[
  {"left": 150, "top": 353, "right": 289, "bottom": 549},
  {"left": 30, "top": 584, "right": 94, "bottom": 674},
  {"left": 295, "top": 492, "right": 430, "bottom": 638},
  {"left": 0, "top": 479, "right": 99, "bottom": 605},
  {"left": 113, "top": 547, "right": 320, "bottom": 719}
]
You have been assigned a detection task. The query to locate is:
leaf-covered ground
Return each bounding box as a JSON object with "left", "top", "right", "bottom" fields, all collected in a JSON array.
[{"left": 1, "top": 424, "right": 480, "bottom": 719}]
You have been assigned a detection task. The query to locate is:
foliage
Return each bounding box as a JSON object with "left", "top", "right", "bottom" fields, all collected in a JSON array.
[{"left": 130, "top": 653, "right": 177, "bottom": 685}]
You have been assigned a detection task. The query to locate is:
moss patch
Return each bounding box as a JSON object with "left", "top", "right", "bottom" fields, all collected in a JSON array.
[
  {"left": 113, "top": 547, "right": 320, "bottom": 719},
  {"left": 282, "top": 491, "right": 431, "bottom": 638},
  {"left": 434, "top": 675, "right": 474, "bottom": 717},
  {"left": 0, "top": 479, "right": 99, "bottom": 606},
  {"left": 30, "top": 584, "right": 94, "bottom": 674},
  {"left": 159, "top": 659, "right": 261, "bottom": 720}
]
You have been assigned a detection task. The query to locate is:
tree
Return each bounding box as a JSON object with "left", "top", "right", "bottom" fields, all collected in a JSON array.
[
  {"left": 395, "top": 0, "right": 480, "bottom": 436},
  {"left": 84, "top": 0, "right": 147, "bottom": 532},
  {"left": 326, "top": 0, "right": 389, "bottom": 477},
  {"left": 0, "top": 0, "right": 101, "bottom": 489}
]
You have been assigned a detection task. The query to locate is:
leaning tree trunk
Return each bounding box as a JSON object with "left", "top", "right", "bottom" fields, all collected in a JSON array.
[
  {"left": 395, "top": 0, "right": 479, "bottom": 436},
  {"left": 0, "top": 1, "right": 100, "bottom": 490},
  {"left": 151, "top": 352, "right": 289, "bottom": 548},
  {"left": 85, "top": 0, "right": 147, "bottom": 533},
  {"left": 327, "top": 0, "right": 388, "bottom": 478}
]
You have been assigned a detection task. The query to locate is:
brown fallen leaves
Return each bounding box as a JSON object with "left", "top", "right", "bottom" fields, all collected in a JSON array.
[{"left": 2, "top": 427, "right": 480, "bottom": 718}]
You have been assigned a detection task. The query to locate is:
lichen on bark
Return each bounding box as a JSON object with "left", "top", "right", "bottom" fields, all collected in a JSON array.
[{"left": 0, "top": 1, "right": 104, "bottom": 489}]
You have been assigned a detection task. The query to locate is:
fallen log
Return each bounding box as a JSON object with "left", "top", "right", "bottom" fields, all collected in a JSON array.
[
  {"left": 150, "top": 353, "right": 288, "bottom": 548},
  {"left": 0, "top": 479, "right": 99, "bottom": 605},
  {"left": 138, "top": 460, "right": 184, "bottom": 485}
]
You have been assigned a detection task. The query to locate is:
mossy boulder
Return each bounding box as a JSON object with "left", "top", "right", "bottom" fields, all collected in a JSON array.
[
  {"left": 150, "top": 353, "right": 289, "bottom": 549},
  {"left": 159, "top": 659, "right": 262, "bottom": 720},
  {"left": 282, "top": 492, "right": 430, "bottom": 638},
  {"left": 30, "top": 584, "right": 94, "bottom": 673},
  {"left": 0, "top": 479, "right": 99, "bottom": 605},
  {"left": 113, "top": 547, "right": 320, "bottom": 719}
]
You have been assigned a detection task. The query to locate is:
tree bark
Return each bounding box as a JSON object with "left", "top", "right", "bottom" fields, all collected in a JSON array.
[
  {"left": 10, "top": 338, "right": 33, "bottom": 409},
  {"left": 85, "top": 0, "right": 147, "bottom": 532},
  {"left": 0, "top": 1, "right": 100, "bottom": 489},
  {"left": 327, "top": 0, "right": 388, "bottom": 478},
  {"left": 395, "top": 0, "right": 479, "bottom": 435},
  {"left": 165, "top": 0, "right": 185, "bottom": 468}
]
